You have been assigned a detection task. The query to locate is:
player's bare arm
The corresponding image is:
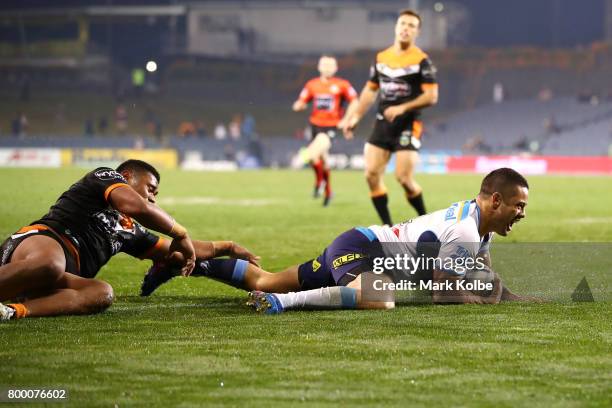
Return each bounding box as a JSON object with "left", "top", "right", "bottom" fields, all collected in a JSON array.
[
  {"left": 108, "top": 184, "right": 195, "bottom": 276},
  {"left": 342, "top": 84, "right": 378, "bottom": 137},
  {"left": 292, "top": 99, "right": 307, "bottom": 112},
  {"left": 147, "top": 239, "right": 261, "bottom": 267},
  {"left": 383, "top": 85, "right": 438, "bottom": 122},
  {"left": 337, "top": 99, "right": 360, "bottom": 139}
]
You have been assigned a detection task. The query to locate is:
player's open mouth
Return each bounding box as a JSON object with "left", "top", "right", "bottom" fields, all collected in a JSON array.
[{"left": 506, "top": 218, "right": 521, "bottom": 232}]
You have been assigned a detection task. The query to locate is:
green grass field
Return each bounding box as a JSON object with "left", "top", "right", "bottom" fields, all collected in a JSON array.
[{"left": 0, "top": 168, "right": 610, "bottom": 407}]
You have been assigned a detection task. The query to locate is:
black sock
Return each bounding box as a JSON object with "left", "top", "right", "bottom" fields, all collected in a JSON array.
[
  {"left": 408, "top": 193, "right": 426, "bottom": 216},
  {"left": 192, "top": 258, "right": 248, "bottom": 289},
  {"left": 371, "top": 194, "right": 393, "bottom": 225}
]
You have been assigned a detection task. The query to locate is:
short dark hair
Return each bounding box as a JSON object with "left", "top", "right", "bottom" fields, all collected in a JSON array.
[
  {"left": 480, "top": 168, "right": 529, "bottom": 197},
  {"left": 398, "top": 9, "right": 422, "bottom": 27},
  {"left": 116, "top": 159, "right": 160, "bottom": 183}
]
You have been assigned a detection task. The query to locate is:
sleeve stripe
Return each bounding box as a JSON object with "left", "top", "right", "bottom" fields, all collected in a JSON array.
[
  {"left": 366, "top": 81, "right": 379, "bottom": 90},
  {"left": 104, "top": 183, "right": 128, "bottom": 202},
  {"left": 139, "top": 236, "right": 165, "bottom": 260}
]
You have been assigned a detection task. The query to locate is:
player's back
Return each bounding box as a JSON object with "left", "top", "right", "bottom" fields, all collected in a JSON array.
[{"left": 368, "top": 200, "right": 489, "bottom": 261}]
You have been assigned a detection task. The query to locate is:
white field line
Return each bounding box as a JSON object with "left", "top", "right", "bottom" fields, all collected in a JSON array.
[
  {"left": 566, "top": 217, "right": 612, "bottom": 224},
  {"left": 158, "top": 196, "right": 282, "bottom": 206}
]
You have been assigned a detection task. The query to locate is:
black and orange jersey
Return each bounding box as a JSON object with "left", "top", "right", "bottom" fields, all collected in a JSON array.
[
  {"left": 298, "top": 77, "right": 358, "bottom": 127},
  {"left": 32, "top": 167, "right": 161, "bottom": 278},
  {"left": 367, "top": 45, "right": 438, "bottom": 116}
]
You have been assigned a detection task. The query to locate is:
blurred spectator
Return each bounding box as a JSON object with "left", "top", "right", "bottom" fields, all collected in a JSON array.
[
  {"left": 178, "top": 121, "right": 196, "bottom": 137},
  {"left": 544, "top": 116, "right": 561, "bottom": 134},
  {"left": 55, "top": 103, "right": 66, "bottom": 127},
  {"left": 514, "top": 136, "right": 530, "bottom": 151},
  {"left": 195, "top": 120, "right": 207, "bottom": 137},
  {"left": 98, "top": 117, "right": 109, "bottom": 134},
  {"left": 493, "top": 82, "right": 504, "bottom": 103},
  {"left": 144, "top": 108, "right": 162, "bottom": 139},
  {"left": 214, "top": 123, "right": 228, "bottom": 140},
  {"left": 11, "top": 112, "right": 28, "bottom": 137},
  {"left": 20, "top": 74, "right": 31, "bottom": 102},
  {"left": 241, "top": 114, "right": 256, "bottom": 139},
  {"left": 133, "top": 136, "right": 145, "bottom": 150},
  {"left": 229, "top": 114, "right": 242, "bottom": 140},
  {"left": 462, "top": 135, "right": 491, "bottom": 153},
  {"left": 115, "top": 104, "right": 128, "bottom": 134},
  {"left": 224, "top": 143, "right": 236, "bottom": 160},
  {"left": 538, "top": 87, "right": 553, "bottom": 102},
  {"left": 84, "top": 118, "right": 95, "bottom": 137}
]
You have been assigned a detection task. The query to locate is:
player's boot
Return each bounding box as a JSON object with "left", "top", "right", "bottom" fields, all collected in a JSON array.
[
  {"left": 313, "top": 185, "right": 321, "bottom": 198},
  {"left": 246, "top": 291, "right": 284, "bottom": 315},
  {"left": 0, "top": 303, "right": 15, "bottom": 322},
  {"left": 323, "top": 192, "right": 333, "bottom": 207},
  {"left": 140, "top": 262, "right": 178, "bottom": 297}
]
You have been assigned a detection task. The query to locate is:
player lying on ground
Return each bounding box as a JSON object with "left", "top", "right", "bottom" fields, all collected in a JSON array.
[
  {"left": 292, "top": 55, "right": 358, "bottom": 206},
  {"left": 0, "top": 159, "right": 259, "bottom": 321},
  {"left": 142, "top": 168, "right": 536, "bottom": 313}
]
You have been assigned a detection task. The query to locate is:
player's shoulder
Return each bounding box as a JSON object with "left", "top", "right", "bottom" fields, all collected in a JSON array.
[
  {"left": 330, "top": 76, "right": 350, "bottom": 85},
  {"left": 305, "top": 77, "right": 321, "bottom": 87},
  {"left": 376, "top": 45, "right": 429, "bottom": 66},
  {"left": 376, "top": 46, "right": 395, "bottom": 61},
  {"left": 412, "top": 45, "right": 429, "bottom": 59},
  {"left": 440, "top": 201, "right": 480, "bottom": 240}
]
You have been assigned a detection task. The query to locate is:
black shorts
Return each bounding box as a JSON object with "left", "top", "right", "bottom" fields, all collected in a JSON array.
[
  {"left": 368, "top": 115, "right": 423, "bottom": 152},
  {"left": 0, "top": 224, "right": 80, "bottom": 275},
  {"left": 297, "top": 227, "right": 382, "bottom": 290},
  {"left": 310, "top": 125, "right": 338, "bottom": 140}
]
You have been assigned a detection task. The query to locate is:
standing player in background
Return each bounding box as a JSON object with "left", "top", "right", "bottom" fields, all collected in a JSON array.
[
  {"left": 292, "top": 55, "right": 358, "bottom": 206},
  {"left": 343, "top": 9, "right": 439, "bottom": 224}
]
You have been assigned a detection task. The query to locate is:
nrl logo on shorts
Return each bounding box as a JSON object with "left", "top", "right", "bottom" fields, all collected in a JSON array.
[{"left": 399, "top": 131, "right": 411, "bottom": 147}]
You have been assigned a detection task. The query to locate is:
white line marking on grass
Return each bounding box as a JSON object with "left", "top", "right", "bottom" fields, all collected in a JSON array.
[
  {"left": 158, "top": 197, "right": 282, "bottom": 206},
  {"left": 567, "top": 217, "right": 612, "bottom": 224}
]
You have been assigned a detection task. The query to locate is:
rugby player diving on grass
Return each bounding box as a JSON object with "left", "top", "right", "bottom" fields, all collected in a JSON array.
[
  {"left": 141, "top": 168, "right": 537, "bottom": 314},
  {"left": 0, "top": 159, "right": 259, "bottom": 321}
]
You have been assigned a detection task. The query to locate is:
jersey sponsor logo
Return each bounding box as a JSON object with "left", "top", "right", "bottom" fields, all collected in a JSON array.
[
  {"left": 314, "top": 95, "right": 334, "bottom": 111},
  {"left": 332, "top": 253, "right": 365, "bottom": 269},
  {"left": 94, "top": 169, "right": 126, "bottom": 182},
  {"left": 380, "top": 79, "right": 411, "bottom": 100},
  {"left": 312, "top": 259, "right": 321, "bottom": 272},
  {"left": 94, "top": 210, "right": 137, "bottom": 254},
  {"left": 445, "top": 202, "right": 459, "bottom": 221}
]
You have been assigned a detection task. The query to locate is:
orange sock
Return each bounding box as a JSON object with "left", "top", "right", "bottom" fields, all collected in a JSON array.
[{"left": 8, "top": 303, "right": 29, "bottom": 319}]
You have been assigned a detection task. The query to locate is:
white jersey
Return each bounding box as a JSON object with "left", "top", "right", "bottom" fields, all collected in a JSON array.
[{"left": 367, "top": 200, "right": 493, "bottom": 276}]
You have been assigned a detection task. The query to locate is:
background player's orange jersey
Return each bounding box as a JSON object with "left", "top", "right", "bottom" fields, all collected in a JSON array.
[{"left": 298, "top": 77, "right": 357, "bottom": 127}]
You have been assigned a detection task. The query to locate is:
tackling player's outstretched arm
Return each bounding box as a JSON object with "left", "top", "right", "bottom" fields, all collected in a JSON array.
[
  {"left": 108, "top": 185, "right": 195, "bottom": 275},
  {"left": 146, "top": 239, "right": 261, "bottom": 267}
]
